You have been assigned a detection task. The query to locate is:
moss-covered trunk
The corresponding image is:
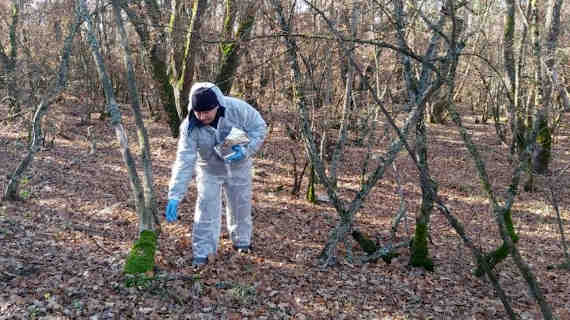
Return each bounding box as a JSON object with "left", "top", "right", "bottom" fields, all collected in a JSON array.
[
  {"left": 122, "top": 0, "right": 180, "bottom": 137},
  {"left": 150, "top": 49, "right": 179, "bottom": 137},
  {"left": 124, "top": 230, "right": 158, "bottom": 274},
  {"left": 83, "top": 0, "right": 158, "bottom": 275},
  {"left": 409, "top": 114, "right": 435, "bottom": 271},
  {"left": 474, "top": 207, "right": 519, "bottom": 277},
  {"left": 532, "top": 108, "right": 552, "bottom": 174},
  {"left": 306, "top": 164, "right": 317, "bottom": 203},
  {"left": 410, "top": 219, "right": 433, "bottom": 271},
  {"left": 169, "top": 0, "right": 208, "bottom": 121},
  {"left": 215, "top": 1, "right": 256, "bottom": 95}
]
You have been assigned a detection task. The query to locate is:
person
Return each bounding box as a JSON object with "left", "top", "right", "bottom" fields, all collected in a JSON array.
[{"left": 165, "top": 82, "right": 267, "bottom": 267}]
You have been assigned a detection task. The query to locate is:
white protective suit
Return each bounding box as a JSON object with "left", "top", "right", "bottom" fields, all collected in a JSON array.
[{"left": 168, "top": 82, "right": 267, "bottom": 259}]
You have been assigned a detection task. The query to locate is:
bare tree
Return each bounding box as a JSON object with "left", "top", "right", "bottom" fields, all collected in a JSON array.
[
  {"left": 546, "top": 166, "right": 570, "bottom": 270},
  {"left": 111, "top": 0, "right": 159, "bottom": 233},
  {"left": 3, "top": 3, "right": 83, "bottom": 201},
  {"left": 168, "top": 0, "right": 208, "bottom": 120},
  {"left": 0, "top": 0, "right": 21, "bottom": 113},
  {"left": 120, "top": 0, "right": 179, "bottom": 136},
  {"left": 215, "top": 0, "right": 257, "bottom": 95},
  {"left": 447, "top": 102, "right": 556, "bottom": 319},
  {"left": 268, "top": 0, "right": 448, "bottom": 267},
  {"left": 79, "top": 0, "right": 159, "bottom": 274}
]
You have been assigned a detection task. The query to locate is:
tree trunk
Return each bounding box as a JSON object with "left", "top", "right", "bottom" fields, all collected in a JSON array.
[
  {"left": 531, "top": 109, "right": 552, "bottom": 174},
  {"left": 215, "top": 1, "right": 256, "bottom": 95},
  {"left": 504, "top": 0, "right": 522, "bottom": 157},
  {"left": 394, "top": 1, "right": 448, "bottom": 272},
  {"left": 122, "top": 0, "right": 179, "bottom": 137},
  {"left": 474, "top": 207, "right": 519, "bottom": 277},
  {"left": 168, "top": 0, "right": 208, "bottom": 120},
  {"left": 270, "top": 0, "right": 443, "bottom": 266},
  {"left": 410, "top": 117, "right": 436, "bottom": 271},
  {"left": 448, "top": 102, "right": 556, "bottom": 319},
  {"left": 306, "top": 164, "right": 316, "bottom": 203},
  {"left": 112, "top": 0, "right": 159, "bottom": 232},
  {"left": 80, "top": 0, "right": 156, "bottom": 274},
  {"left": 547, "top": 173, "right": 570, "bottom": 269},
  {"left": 435, "top": 201, "right": 518, "bottom": 320},
  {"left": 0, "top": 0, "right": 21, "bottom": 113},
  {"left": 328, "top": 4, "right": 358, "bottom": 190},
  {"left": 530, "top": 0, "right": 563, "bottom": 174}
]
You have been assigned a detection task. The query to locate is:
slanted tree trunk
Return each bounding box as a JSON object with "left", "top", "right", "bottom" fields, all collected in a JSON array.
[
  {"left": 448, "top": 102, "right": 556, "bottom": 320},
  {"left": 3, "top": 5, "right": 83, "bottom": 201},
  {"left": 215, "top": 0, "right": 256, "bottom": 95},
  {"left": 121, "top": 0, "right": 180, "bottom": 137},
  {"left": 474, "top": 0, "right": 525, "bottom": 273},
  {"left": 435, "top": 201, "right": 518, "bottom": 320},
  {"left": 112, "top": 0, "right": 159, "bottom": 232},
  {"left": 547, "top": 170, "right": 570, "bottom": 270},
  {"left": 168, "top": 0, "right": 208, "bottom": 120}
]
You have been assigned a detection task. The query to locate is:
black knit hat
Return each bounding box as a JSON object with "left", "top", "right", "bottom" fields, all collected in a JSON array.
[{"left": 191, "top": 87, "right": 219, "bottom": 111}]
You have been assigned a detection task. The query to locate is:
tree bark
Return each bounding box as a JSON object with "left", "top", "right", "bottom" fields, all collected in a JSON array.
[
  {"left": 215, "top": 1, "right": 256, "bottom": 95},
  {"left": 112, "top": 0, "right": 159, "bottom": 232},
  {"left": 168, "top": 0, "right": 208, "bottom": 120},
  {"left": 81, "top": 0, "right": 158, "bottom": 274},
  {"left": 122, "top": 0, "right": 180, "bottom": 137}
]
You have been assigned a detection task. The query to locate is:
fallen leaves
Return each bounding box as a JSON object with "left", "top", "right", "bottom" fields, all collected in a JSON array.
[{"left": 1, "top": 102, "right": 570, "bottom": 319}]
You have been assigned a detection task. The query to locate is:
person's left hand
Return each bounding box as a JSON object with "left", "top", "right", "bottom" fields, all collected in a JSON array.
[
  {"left": 165, "top": 199, "right": 179, "bottom": 222},
  {"left": 226, "top": 145, "right": 245, "bottom": 162}
]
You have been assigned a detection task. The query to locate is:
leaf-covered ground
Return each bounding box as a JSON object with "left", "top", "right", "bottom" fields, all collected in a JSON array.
[{"left": 1, "top": 100, "right": 569, "bottom": 320}]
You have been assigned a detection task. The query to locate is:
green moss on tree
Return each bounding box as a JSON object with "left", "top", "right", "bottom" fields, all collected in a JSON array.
[
  {"left": 352, "top": 229, "right": 399, "bottom": 264},
  {"left": 124, "top": 230, "right": 157, "bottom": 275},
  {"left": 306, "top": 165, "right": 317, "bottom": 203},
  {"left": 150, "top": 54, "right": 179, "bottom": 137},
  {"left": 352, "top": 230, "right": 377, "bottom": 254},
  {"left": 409, "top": 222, "right": 434, "bottom": 271},
  {"left": 474, "top": 209, "right": 519, "bottom": 277},
  {"left": 504, "top": 209, "right": 519, "bottom": 242},
  {"left": 533, "top": 113, "right": 552, "bottom": 174}
]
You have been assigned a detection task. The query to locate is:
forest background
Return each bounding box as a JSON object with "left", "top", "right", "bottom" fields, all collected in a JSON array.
[{"left": 0, "top": 0, "right": 569, "bottom": 319}]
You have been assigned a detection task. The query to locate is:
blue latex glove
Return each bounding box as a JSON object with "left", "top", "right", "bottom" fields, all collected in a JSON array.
[
  {"left": 165, "top": 199, "right": 179, "bottom": 222},
  {"left": 226, "top": 145, "right": 245, "bottom": 163}
]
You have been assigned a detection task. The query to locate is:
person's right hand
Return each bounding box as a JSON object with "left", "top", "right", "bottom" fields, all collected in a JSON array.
[{"left": 165, "top": 199, "right": 179, "bottom": 222}]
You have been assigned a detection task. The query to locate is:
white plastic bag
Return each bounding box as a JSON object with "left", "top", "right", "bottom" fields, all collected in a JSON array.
[
  {"left": 214, "top": 127, "right": 249, "bottom": 177},
  {"left": 214, "top": 127, "right": 249, "bottom": 161}
]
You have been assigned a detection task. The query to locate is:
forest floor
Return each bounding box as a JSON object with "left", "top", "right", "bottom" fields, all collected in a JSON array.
[{"left": 1, "top": 99, "right": 569, "bottom": 320}]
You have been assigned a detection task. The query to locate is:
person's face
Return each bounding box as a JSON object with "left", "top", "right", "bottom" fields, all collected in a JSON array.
[{"left": 194, "top": 106, "right": 218, "bottom": 125}]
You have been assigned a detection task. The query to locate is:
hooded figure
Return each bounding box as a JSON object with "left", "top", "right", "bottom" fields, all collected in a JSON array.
[{"left": 166, "top": 82, "right": 267, "bottom": 266}]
